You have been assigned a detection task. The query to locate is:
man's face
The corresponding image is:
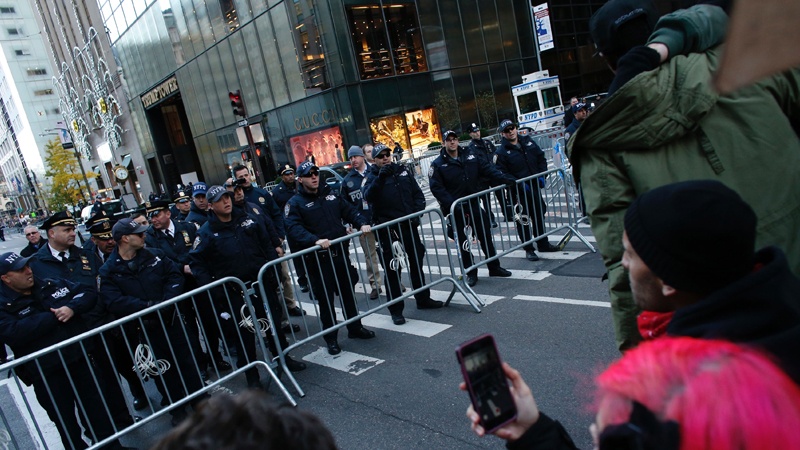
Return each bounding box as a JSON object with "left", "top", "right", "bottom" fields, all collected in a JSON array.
[
  {"left": 502, "top": 126, "right": 518, "bottom": 142},
  {"left": 363, "top": 145, "right": 374, "bottom": 163},
  {"left": 132, "top": 215, "right": 150, "bottom": 227},
  {"left": 234, "top": 187, "right": 245, "bottom": 205},
  {"left": 373, "top": 150, "right": 392, "bottom": 168},
  {"left": 570, "top": 97, "right": 578, "bottom": 107},
  {"left": 210, "top": 194, "right": 233, "bottom": 216},
  {"left": 281, "top": 171, "right": 296, "bottom": 185},
  {"left": 576, "top": 108, "right": 588, "bottom": 121},
  {"left": 234, "top": 169, "right": 252, "bottom": 188},
  {"left": 298, "top": 169, "right": 320, "bottom": 190},
  {"left": 150, "top": 209, "right": 171, "bottom": 230},
  {"left": 193, "top": 194, "right": 208, "bottom": 210},
  {"left": 469, "top": 130, "right": 481, "bottom": 140},
  {"left": 92, "top": 237, "right": 116, "bottom": 255},
  {"left": 350, "top": 155, "right": 365, "bottom": 171},
  {"left": 48, "top": 225, "right": 76, "bottom": 249},
  {"left": 25, "top": 228, "right": 42, "bottom": 244},
  {"left": 444, "top": 135, "right": 459, "bottom": 152},
  {"left": 2, "top": 265, "right": 34, "bottom": 293},
  {"left": 621, "top": 231, "right": 669, "bottom": 312},
  {"left": 123, "top": 232, "right": 146, "bottom": 251},
  {"left": 175, "top": 200, "right": 191, "bottom": 213}
]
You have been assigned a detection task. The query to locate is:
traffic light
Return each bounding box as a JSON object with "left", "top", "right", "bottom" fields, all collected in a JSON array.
[{"left": 229, "top": 90, "right": 246, "bottom": 118}]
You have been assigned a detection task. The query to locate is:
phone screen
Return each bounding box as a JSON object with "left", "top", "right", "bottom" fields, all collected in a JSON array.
[{"left": 457, "top": 334, "right": 517, "bottom": 433}]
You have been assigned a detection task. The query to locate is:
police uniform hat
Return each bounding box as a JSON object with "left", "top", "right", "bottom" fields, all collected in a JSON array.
[
  {"left": 112, "top": 218, "right": 150, "bottom": 242},
  {"left": 371, "top": 143, "right": 391, "bottom": 159},
  {"left": 0, "top": 252, "right": 31, "bottom": 275},
  {"left": 145, "top": 200, "right": 170, "bottom": 218},
  {"left": 498, "top": 119, "right": 516, "bottom": 133},
  {"left": 442, "top": 130, "right": 458, "bottom": 140},
  {"left": 207, "top": 185, "right": 233, "bottom": 203},
  {"left": 279, "top": 164, "right": 296, "bottom": 176},
  {"left": 173, "top": 189, "right": 190, "bottom": 203},
  {"left": 85, "top": 210, "right": 113, "bottom": 240},
  {"left": 296, "top": 161, "right": 319, "bottom": 177},
  {"left": 192, "top": 182, "right": 208, "bottom": 197},
  {"left": 572, "top": 102, "right": 589, "bottom": 114},
  {"left": 466, "top": 123, "right": 480, "bottom": 133},
  {"left": 41, "top": 211, "right": 77, "bottom": 230}
]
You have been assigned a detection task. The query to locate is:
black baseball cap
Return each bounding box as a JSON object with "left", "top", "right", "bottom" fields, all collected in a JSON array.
[
  {"left": 112, "top": 218, "right": 150, "bottom": 242},
  {"left": 466, "top": 123, "right": 480, "bottom": 133},
  {"left": 589, "top": 0, "right": 658, "bottom": 57},
  {"left": 0, "top": 252, "right": 31, "bottom": 275}
]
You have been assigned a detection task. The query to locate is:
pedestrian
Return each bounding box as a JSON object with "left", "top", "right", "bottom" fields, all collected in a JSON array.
[
  {"left": 0, "top": 252, "right": 125, "bottom": 449},
  {"left": 429, "top": 130, "right": 514, "bottom": 287},
  {"left": 363, "top": 144, "right": 443, "bottom": 325},
  {"left": 341, "top": 145, "right": 383, "bottom": 300},
  {"left": 494, "top": 119, "right": 560, "bottom": 262},
  {"left": 19, "top": 225, "right": 47, "bottom": 257},
  {"left": 285, "top": 161, "right": 376, "bottom": 355},
  {"left": 99, "top": 218, "right": 207, "bottom": 426},
  {"left": 567, "top": 0, "right": 800, "bottom": 351},
  {"left": 392, "top": 141, "right": 404, "bottom": 162},
  {"left": 186, "top": 182, "right": 210, "bottom": 227},
  {"left": 190, "top": 186, "right": 307, "bottom": 388}
]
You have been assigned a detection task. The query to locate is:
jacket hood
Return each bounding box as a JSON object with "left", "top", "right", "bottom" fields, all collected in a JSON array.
[{"left": 568, "top": 48, "right": 722, "bottom": 157}]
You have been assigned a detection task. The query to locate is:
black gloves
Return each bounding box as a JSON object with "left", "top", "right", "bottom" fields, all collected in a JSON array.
[{"left": 379, "top": 164, "right": 395, "bottom": 178}]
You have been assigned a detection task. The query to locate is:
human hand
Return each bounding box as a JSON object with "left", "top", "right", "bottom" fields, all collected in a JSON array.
[
  {"left": 50, "top": 306, "right": 75, "bottom": 323},
  {"left": 183, "top": 264, "right": 193, "bottom": 275},
  {"left": 462, "top": 362, "right": 540, "bottom": 441},
  {"left": 379, "top": 165, "right": 394, "bottom": 178},
  {"left": 315, "top": 239, "right": 331, "bottom": 249},
  {"left": 275, "top": 247, "right": 284, "bottom": 257},
  {"left": 360, "top": 224, "right": 372, "bottom": 234}
]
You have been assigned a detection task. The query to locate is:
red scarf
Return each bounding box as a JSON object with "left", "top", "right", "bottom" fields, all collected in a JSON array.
[{"left": 638, "top": 311, "right": 675, "bottom": 341}]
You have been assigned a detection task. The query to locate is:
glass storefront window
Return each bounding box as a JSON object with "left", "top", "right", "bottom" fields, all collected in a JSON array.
[
  {"left": 370, "top": 114, "right": 409, "bottom": 149},
  {"left": 290, "top": 0, "right": 329, "bottom": 92},
  {"left": 404, "top": 108, "right": 439, "bottom": 148},
  {"left": 289, "top": 126, "right": 344, "bottom": 167},
  {"left": 347, "top": 3, "right": 426, "bottom": 80}
]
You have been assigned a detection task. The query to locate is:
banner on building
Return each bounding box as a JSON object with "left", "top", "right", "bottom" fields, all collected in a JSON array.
[{"left": 533, "top": 3, "right": 554, "bottom": 52}]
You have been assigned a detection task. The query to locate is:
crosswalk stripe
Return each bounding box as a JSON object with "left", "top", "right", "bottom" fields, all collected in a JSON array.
[
  {"left": 298, "top": 302, "right": 452, "bottom": 338},
  {"left": 513, "top": 295, "right": 610, "bottom": 308},
  {"left": 301, "top": 347, "right": 384, "bottom": 375}
]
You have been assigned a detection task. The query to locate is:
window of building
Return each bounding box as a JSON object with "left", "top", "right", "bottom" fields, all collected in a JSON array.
[
  {"left": 34, "top": 89, "right": 54, "bottom": 96},
  {"left": 14, "top": 49, "right": 31, "bottom": 56},
  {"left": 347, "top": 3, "right": 427, "bottom": 80},
  {"left": 290, "top": 0, "right": 329, "bottom": 92},
  {"left": 6, "top": 28, "right": 18, "bottom": 35},
  {"left": 26, "top": 68, "right": 47, "bottom": 76},
  {"left": 0, "top": 7, "right": 15, "bottom": 14}
]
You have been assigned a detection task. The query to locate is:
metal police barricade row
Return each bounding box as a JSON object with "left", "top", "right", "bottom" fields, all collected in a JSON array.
[
  {"left": 0, "top": 277, "right": 294, "bottom": 449},
  {"left": 447, "top": 168, "right": 593, "bottom": 305},
  {"left": 257, "top": 207, "right": 481, "bottom": 395}
]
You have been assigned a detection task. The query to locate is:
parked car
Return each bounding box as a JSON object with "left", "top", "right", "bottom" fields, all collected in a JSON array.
[{"left": 319, "top": 162, "right": 351, "bottom": 193}]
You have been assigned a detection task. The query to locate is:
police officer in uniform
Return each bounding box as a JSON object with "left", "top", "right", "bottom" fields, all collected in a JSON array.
[
  {"left": 466, "top": 123, "right": 506, "bottom": 225},
  {"left": 271, "top": 165, "right": 311, "bottom": 294},
  {"left": 0, "top": 252, "right": 125, "bottom": 449},
  {"left": 429, "top": 130, "right": 514, "bottom": 287},
  {"left": 190, "top": 186, "right": 306, "bottom": 388},
  {"left": 233, "top": 165, "right": 286, "bottom": 238},
  {"left": 363, "top": 144, "right": 443, "bottom": 325},
  {"left": 494, "top": 119, "right": 560, "bottom": 262},
  {"left": 30, "top": 211, "right": 99, "bottom": 290},
  {"left": 285, "top": 162, "right": 376, "bottom": 355},
  {"left": 341, "top": 145, "right": 383, "bottom": 300},
  {"left": 171, "top": 189, "right": 192, "bottom": 222},
  {"left": 83, "top": 210, "right": 116, "bottom": 265},
  {"left": 186, "top": 182, "right": 210, "bottom": 227},
  {"left": 99, "top": 218, "right": 207, "bottom": 426}
]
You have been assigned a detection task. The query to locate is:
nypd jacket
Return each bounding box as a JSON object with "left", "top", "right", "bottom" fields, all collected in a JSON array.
[
  {"left": 428, "top": 148, "right": 514, "bottom": 215},
  {"left": 285, "top": 184, "right": 366, "bottom": 251},
  {"left": 270, "top": 180, "right": 297, "bottom": 210},
  {"left": 144, "top": 220, "right": 198, "bottom": 266},
  {"left": 495, "top": 134, "right": 548, "bottom": 180},
  {"left": 341, "top": 165, "right": 373, "bottom": 223},
  {"left": 30, "top": 244, "right": 100, "bottom": 291},
  {"left": 98, "top": 248, "right": 185, "bottom": 317},
  {"left": 0, "top": 278, "right": 95, "bottom": 377},
  {"left": 190, "top": 207, "right": 279, "bottom": 285},
  {"left": 234, "top": 201, "right": 282, "bottom": 249},
  {"left": 363, "top": 163, "right": 425, "bottom": 223},
  {"left": 186, "top": 202, "right": 209, "bottom": 227},
  {"left": 242, "top": 184, "right": 285, "bottom": 237}
]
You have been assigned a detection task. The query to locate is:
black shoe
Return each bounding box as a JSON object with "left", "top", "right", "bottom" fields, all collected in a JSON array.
[
  {"left": 287, "top": 306, "right": 306, "bottom": 317},
  {"left": 491, "top": 221, "right": 499, "bottom": 229},
  {"left": 467, "top": 275, "right": 478, "bottom": 286},
  {"left": 526, "top": 250, "right": 540, "bottom": 261},
  {"left": 326, "top": 341, "right": 341, "bottom": 355},
  {"left": 299, "top": 283, "right": 309, "bottom": 293},
  {"left": 132, "top": 396, "right": 147, "bottom": 411},
  {"left": 417, "top": 299, "right": 444, "bottom": 309},
  {"left": 282, "top": 323, "right": 301, "bottom": 333},
  {"left": 284, "top": 356, "right": 307, "bottom": 372},
  {"left": 489, "top": 267, "right": 512, "bottom": 277},
  {"left": 538, "top": 242, "right": 560, "bottom": 252},
  {"left": 347, "top": 327, "right": 376, "bottom": 339},
  {"left": 392, "top": 314, "right": 406, "bottom": 325},
  {"left": 212, "top": 360, "right": 232, "bottom": 372}
]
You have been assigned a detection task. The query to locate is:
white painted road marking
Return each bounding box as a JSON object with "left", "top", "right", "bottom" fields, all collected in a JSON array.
[
  {"left": 302, "top": 347, "right": 384, "bottom": 375},
  {"left": 513, "top": 295, "right": 610, "bottom": 308}
]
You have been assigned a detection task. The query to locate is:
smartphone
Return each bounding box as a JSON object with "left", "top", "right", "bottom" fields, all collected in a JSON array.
[{"left": 456, "top": 334, "right": 517, "bottom": 433}]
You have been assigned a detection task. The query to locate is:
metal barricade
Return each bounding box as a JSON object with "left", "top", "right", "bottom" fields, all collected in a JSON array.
[
  {"left": 257, "top": 207, "right": 481, "bottom": 395},
  {"left": 0, "top": 277, "right": 293, "bottom": 449}
]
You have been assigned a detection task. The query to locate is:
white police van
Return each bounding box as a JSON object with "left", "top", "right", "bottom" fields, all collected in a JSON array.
[{"left": 512, "top": 70, "right": 564, "bottom": 131}]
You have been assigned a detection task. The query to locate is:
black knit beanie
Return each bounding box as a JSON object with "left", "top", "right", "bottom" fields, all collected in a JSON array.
[{"left": 624, "top": 180, "right": 757, "bottom": 293}]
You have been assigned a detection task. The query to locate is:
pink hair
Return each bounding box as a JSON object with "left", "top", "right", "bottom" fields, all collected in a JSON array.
[{"left": 596, "top": 337, "right": 800, "bottom": 450}]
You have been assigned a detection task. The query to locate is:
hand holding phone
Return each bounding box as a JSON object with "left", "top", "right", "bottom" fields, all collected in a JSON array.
[{"left": 456, "top": 334, "right": 518, "bottom": 434}]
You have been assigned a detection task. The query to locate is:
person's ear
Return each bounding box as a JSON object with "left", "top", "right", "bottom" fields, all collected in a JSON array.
[{"left": 661, "top": 283, "right": 677, "bottom": 297}]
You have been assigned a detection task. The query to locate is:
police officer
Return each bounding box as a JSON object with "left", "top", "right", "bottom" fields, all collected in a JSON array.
[
  {"left": 20, "top": 225, "right": 47, "bottom": 257},
  {"left": 341, "top": 145, "right": 383, "bottom": 300},
  {"left": 271, "top": 165, "right": 311, "bottom": 294},
  {"left": 363, "top": 144, "right": 443, "bottom": 325},
  {"left": 99, "top": 218, "right": 206, "bottom": 426},
  {"left": 563, "top": 102, "right": 589, "bottom": 142},
  {"left": 466, "top": 122, "right": 502, "bottom": 227},
  {"left": 171, "top": 189, "right": 192, "bottom": 222},
  {"left": 190, "top": 186, "right": 306, "bottom": 388},
  {"left": 285, "top": 162, "right": 376, "bottom": 355},
  {"left": 83, "top": 210, "right": 116, "bottom": 265},
  {"left": 429, "top": 130, "right": 514, "bottom": 287},
  {"left": 186, "top": 182, "right": 210, "bottom": 227},
  {"left": 30, "top": 211, "right": 99, "bottom": 289},
  {"left": 0, "top": 252, "right": 124, "bottom": 449},
  {"left": 494, "top": 119, "right": 560, "bottom": 261},
  {"left": 233, "top": 165, "right": 286, "bottom": 238}
]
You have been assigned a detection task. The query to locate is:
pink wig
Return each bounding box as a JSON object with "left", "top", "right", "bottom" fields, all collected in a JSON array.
[{"left": 596, "top": 337, "right": 800, "bottom": 450}]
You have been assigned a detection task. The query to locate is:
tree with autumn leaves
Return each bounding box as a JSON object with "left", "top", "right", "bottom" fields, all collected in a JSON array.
[{"left": 43, "top": 139, "right": 97, "bottom": 211}]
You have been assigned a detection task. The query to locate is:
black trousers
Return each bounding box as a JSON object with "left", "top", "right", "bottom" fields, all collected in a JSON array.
[
  {"left": 453, "top": 202, "right": 500, "bottom": 277},
  {"left": 512, "top": 181, "right": 548, "bottom": 251},
  {"left": 376, "top": 222, "right": 430, "bottom": 315},
  {"left": 304, "top": 244, "right": 363, "bottom": 343}
]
